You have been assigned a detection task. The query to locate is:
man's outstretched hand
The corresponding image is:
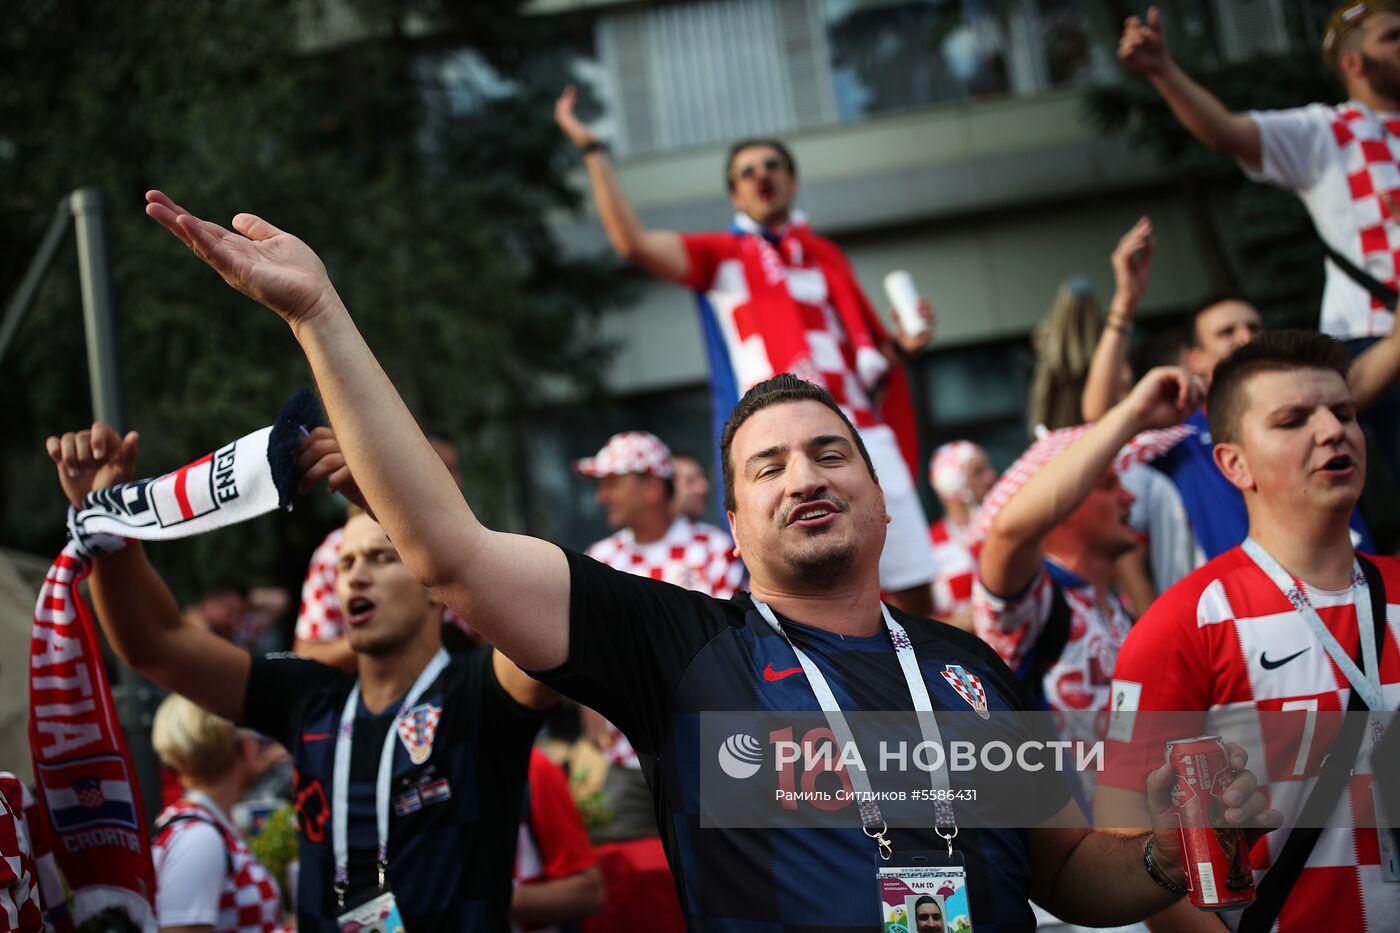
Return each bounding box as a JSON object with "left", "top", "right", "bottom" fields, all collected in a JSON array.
[
  {"left": 46, "top": 422, "right": 140, "bottom": 509},
  {"left": 145, "top": 190, "right": 338, "bottom": 329},
  {"left": 296, "top": 426, "right": 372, "bottom": 515},
  {"left": 555, "top": 85, "right": 600, "bottom": 150}
]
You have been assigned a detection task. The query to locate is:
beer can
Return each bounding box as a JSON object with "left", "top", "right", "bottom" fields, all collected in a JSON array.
[
  {"left": 882, "top": 270, "right": 929, "bottom": 340},
  {"left": 1164, "top": 735, "right": 1256, "bottom": 910}
]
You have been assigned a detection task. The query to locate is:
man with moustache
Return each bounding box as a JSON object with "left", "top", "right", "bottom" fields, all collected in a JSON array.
[
  {"left": 1121, "top": 2, "right": 1400, "bottom": 471},
  {"left": 554, "top": 87, "right": 939, "bottom": 617},
  {"left": 45, "top": 427, "right": 556, "bottom": 932},
  {"left": 139, "top": 188, "right": 1281, "bottom": 930}
]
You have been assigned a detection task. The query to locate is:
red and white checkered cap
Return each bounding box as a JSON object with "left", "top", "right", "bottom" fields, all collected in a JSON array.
[
  {"left": 574, "top": 431, "right": 675, "bottom": 479},
  {"left": 929, "top": 440, "right": 986, "bottom": 502},
  {"left": 965, "top": 423, "right": 1194, "bottom": 545}
]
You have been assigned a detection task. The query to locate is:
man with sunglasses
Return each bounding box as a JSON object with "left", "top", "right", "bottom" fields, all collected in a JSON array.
[{"left": 554, "top": 86, "right": 940, "bottom": 616}]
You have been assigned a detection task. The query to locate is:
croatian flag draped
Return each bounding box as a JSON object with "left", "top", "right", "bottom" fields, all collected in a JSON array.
[{"left": 29, "top": 390, "right": 319, "bottom": 931}]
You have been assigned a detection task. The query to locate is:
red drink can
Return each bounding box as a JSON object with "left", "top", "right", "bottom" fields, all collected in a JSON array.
[{"left": 1164, "top": 736, "right": 1256, "bottom": 910}]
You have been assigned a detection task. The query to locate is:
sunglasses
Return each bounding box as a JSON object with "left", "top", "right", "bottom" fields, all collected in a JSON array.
[{"left": 734, "top": 156, "right": 785, "bottom": 180}]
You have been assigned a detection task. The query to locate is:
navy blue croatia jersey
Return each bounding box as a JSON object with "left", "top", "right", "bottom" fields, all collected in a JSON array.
[
  {"left": 243, "top": 647, "right": 543, "bottom": 932},
  {"left": 533, "top": 549, "right": 1071, "bottom": 932}
]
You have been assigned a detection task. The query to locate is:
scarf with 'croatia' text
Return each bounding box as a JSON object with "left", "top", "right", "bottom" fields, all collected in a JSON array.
[{"left": 30, "top": 389, "right": 320, "bottom": 932}]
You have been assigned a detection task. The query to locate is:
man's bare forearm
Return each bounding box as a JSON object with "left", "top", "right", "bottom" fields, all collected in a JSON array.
[
  {"left": 581, "top": 150, "right": 689, "bottom": 281},
  {"left": 1149, "top": 62, "right": 1261, "bottom": 169},
  {"left": 511, "top": 867, "right": 605, "bottom": 926},
  {"left": 1039, "top": 831, "right": 1180, "bottom": 925},
  {"left": 289, "top": 300, "right": 571, "bottom": 670}
]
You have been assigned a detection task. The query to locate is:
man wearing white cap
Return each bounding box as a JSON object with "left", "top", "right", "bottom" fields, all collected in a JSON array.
[{"left": 926, "top": 441, "right": 997, "bottom": 631}]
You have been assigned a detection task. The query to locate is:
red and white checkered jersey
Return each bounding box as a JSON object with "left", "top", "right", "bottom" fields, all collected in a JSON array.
[
  {"left": 294, "top": 527, "right": 344, "bottom": 643},
  {"left": 153, "top": 795, "right": 289, "bottom": 933},
  {"left": 295, "top": 526, "right": 473, "bottom": 644},
  {"left": 929, "top": 517, "right": 975, "bottom": 620},
  {"left": 973, "top": 564, "right": 1133, "bottom": 713},
  {"left": 1102, "top": 547, "right": 1400, "bottom": 931},
  {"left": 0, "top": 777, "right": 42, "bottom": 933},
  {"left": 681, "top": 230, "right": 882, "bottom": 429},
  {"left": 1247, "top": 102, "right": 1400, "bottom": 339},
  {"left": 587, "top": 517, "right": 747, "bottom": 767}
]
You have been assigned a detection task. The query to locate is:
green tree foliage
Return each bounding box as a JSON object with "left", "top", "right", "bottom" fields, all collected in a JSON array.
[{"left": 0, "top": 0, "right": 624, "bottom": 606}]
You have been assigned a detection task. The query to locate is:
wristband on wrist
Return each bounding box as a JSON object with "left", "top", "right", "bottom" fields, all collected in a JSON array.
[
  {"left": 580, "top": 140, "right": 607, "bottom": 156},
  {"left": 1143, "top": 835, "right": 1189, "bottom": 897},
  {"left": 1105, "top": 315, "right": 1133, "bottom": 333}
]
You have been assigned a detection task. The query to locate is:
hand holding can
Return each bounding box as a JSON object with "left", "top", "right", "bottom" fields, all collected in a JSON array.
[{"left": 883, "top": 270, "right": 929, "bottom": 341}]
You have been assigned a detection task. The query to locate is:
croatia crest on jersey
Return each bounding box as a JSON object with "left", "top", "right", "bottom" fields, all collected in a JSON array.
[
  {"left": 940, "top": 665, "right": 990, "bottom": 719},
  {"left": 396, "top": 702, "right": 442, "bottom": 765}
]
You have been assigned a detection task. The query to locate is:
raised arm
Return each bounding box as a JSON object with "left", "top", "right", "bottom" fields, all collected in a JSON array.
[
  {"left": 1120, "top": 7, "right": 1261, "bottom": 171},
  {"left": 45, "top": 423, "right": 250, "bottom": 722},
  {"left": 144, "top": 191, "right": 572, "bottom": 672},
  {"left": 555, "top": 86, "right": 690, "bottom": 283},
  {"left": 1082, "top": 216, "right": 1154, "bottom": 422},
  {"left": 980, "top": 367, "right": 1202, "bottom": 596}
]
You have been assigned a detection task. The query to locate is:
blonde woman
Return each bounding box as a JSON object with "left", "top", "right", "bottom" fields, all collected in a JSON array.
[{"left": 150, "top": 695, "right": 288, "bottom": 933}]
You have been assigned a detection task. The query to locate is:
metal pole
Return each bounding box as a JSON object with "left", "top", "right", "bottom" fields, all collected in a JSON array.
[
  {"left": 70, "top": 187, "right": 125, "bottom": 432},
  {"left": 0, "top": 199, "right": 73, "bottom": 366}
]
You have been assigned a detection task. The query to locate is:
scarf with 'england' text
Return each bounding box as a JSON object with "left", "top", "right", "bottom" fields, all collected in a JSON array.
[{"left": 30, "top": 389, "right": 320, "bottom": 932}]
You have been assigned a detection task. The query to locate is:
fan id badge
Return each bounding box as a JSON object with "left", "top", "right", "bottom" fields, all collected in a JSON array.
[
  {"left": 877, "top": 850, "right": 973, "bottom": 932},
  {"left": 337, "top": 888, "right": 406, "bottom": 933}
]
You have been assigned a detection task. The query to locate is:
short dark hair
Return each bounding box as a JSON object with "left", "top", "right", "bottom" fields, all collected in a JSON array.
[
  {"left": 914, "top": 895, "right": 939, "bottom": 912},
  {"left": 1206, "top": 330, "right": 1352, "bottom": 444},
  {"left": 719, "top": 374, "right": 875, "bottom": 511},
  {"left": 725, "top": 139, "right": 798, "bottom": 192},
  {"left": 1188, "top": 291, "right": 1255, "bottom": 346}
]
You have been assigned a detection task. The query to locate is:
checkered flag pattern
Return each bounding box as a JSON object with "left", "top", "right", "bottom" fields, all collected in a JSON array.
[
  {"left": 153, "top": 799, "right": 290, "bottom": 933},
  {"left": 966, "top": 424, "right": 1192, "bottom": 545},
  {"left": 574, "top": 432, "right": 676, "bottom": 479},
  {"left": 1333, "top": 107, "right": 1400, "bottom": 319}
]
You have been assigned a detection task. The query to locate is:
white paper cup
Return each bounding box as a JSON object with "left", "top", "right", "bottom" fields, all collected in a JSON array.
[{"left": 883, "top": 270, "right": 928, "bottom": 339}]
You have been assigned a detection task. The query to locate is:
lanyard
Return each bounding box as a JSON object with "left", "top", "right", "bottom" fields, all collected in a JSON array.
[
  {"left": 1241, "top": 538, "right": 1383, "bottom": 711},
  {"left": 752, "top": 600, "right": 956, "bottom": 859},
  {"left": 332, "top": 648, "right": 450, "bottom": 907}
]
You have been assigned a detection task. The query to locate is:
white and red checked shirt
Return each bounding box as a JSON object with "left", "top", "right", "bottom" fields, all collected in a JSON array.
[
  {"left": 0, "top": 778, "right": 41, "bottom": 933},
  {"left": 295, "top": 526, "right": 472, "bottom": 644},
  {"left": 587, "top": 517, "right": 747, "bottom": 767},
  {"left": 153, "top": 793, "right": 289, "bottom": 933},
  {"left": 929, "top": 516, "right": 976, "bottom": 620},
  {"left": 1102, "top": 547, "right": 1400, "bottom": 931},
  {"left": 1246, "top": 102, "right": 1400, "bottom": 339},
  {"left": 973, "top": 562, "right": 1133, "bottom": 713},
  {"left": 681, "top": 227, "right": 882, "bottom": 429}
]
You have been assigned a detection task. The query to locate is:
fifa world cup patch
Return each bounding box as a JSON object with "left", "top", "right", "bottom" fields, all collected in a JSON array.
[
  {"left": 396, "top": 702, "right": 442, "bottom": 765},
  {"left": 940, "top": 665, "right": 990, "bottom": 719}
]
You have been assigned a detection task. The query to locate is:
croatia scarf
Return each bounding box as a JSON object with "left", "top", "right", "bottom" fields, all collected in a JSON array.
[
  {"left": 29, "top": 389, "right": 320, "bottom": 932},
  {"left": 697, "top": 211, "right": 921, "bottom": 479}
]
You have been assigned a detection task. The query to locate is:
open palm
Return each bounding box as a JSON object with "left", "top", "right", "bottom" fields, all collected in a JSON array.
[{"left": 145, "top": 190, "right": 334, "bottom": 327}]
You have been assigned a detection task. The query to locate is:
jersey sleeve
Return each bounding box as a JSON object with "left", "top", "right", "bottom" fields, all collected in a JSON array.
[
  {"left": 1243, "top": 104, "right": 1335, "bottom": 192},
  {"left": 295, "top": 528, "right": 344, "bottom": 643},
  {"left": 972, "top": 568, "right": 1055, "bottom": 672},
  {"left": 524, "top": 752, "right": 596, "bottom": 881},
  {"left": 154, "top": 822, "right": 226, "bottom": 926},
  {"left": 241, "top": 653, "right": 348, "bottom": 748},
  {"left": 1099, "top": 580, "right": 1214, "bottom": 793},
  {"left": 679, "top": 232, "right": 737, "bottom": 291},
  {"left": 527, "top": 548, "right": 731, "bottom": 758}
]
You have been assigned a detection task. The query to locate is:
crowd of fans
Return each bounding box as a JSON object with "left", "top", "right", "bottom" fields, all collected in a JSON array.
[{"left": 8, "top": 3, "right": 1400, "bottom": 931}]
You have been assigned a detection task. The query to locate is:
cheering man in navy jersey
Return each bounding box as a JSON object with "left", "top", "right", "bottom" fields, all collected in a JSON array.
[
  {"left": 141, "top": 190, "right": 1280, "bottom": 932},
  {"left": 45, "top": 433, "right": 556, "bottom": 932}
]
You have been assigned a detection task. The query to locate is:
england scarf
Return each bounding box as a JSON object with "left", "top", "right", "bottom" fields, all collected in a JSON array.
[{"left": 29, "top": 389, "right": 320, "bottom": 932}]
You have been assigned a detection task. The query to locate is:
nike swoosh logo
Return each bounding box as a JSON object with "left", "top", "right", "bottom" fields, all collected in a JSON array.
[
  {"left": 301, "top": 732, "right": 333, "bottom": 743},
  {"left": 1260, "top": 648, "right": 1310, "bottom": 670},
  {"left": 763, "top": 663, "right": 803, "bottom": 682}
]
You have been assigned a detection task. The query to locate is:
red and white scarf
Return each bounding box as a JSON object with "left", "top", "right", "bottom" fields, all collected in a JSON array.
[{"left": 29, "top": 391, "right": 318, "bottom": 932}]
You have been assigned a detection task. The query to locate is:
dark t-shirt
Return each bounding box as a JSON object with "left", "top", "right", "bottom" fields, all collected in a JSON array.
[
  {"left": 531, "top": 549, "right": 1069, "bottom": 932},
  {"left": 243, "top": 647, "right": 543, "bottom": 932}
]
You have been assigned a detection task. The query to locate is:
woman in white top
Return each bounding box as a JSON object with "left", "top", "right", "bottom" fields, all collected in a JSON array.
[{"left": 150, "top": 695, "right": 288, "bottom": 933}]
